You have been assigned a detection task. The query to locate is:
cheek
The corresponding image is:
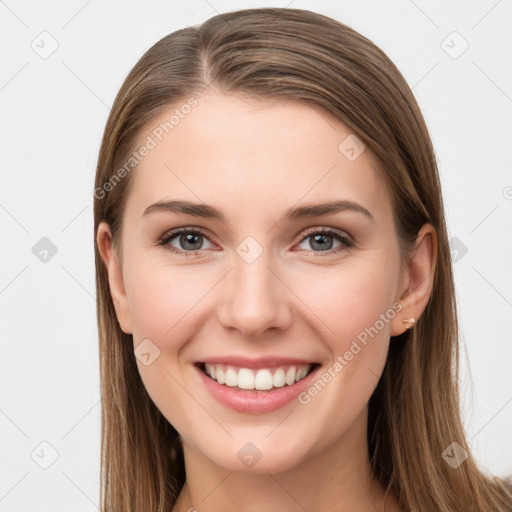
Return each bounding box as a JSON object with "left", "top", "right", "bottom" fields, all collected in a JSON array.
[
  {"left": 289, "top": 260, "right": 397, "bottom": 386},
  {"left": 124, "top": 262, "right": 210, "bottom": 428},
  {"left": 291, "top": 265, "right": 396, "bottom": 421},
  {"left": 125, "top": 257, "right": 213, "bottom": 344},
  {"left": 297, "top": 261, "right": 395, "bottom": 336}
]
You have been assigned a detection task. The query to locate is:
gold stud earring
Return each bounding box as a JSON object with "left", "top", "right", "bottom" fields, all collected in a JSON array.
[{"left": 402, "top": 317, "right": 415, "bottom": 329}]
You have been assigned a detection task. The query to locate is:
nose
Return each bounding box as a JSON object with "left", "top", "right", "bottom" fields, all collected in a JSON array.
[{"left": 216, "top": 251, "right": 293, "bottom": 338}]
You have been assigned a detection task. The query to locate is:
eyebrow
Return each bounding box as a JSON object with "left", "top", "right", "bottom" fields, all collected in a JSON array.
[{"left": 142, "top": 199, "right": 375, "bottom": 223}]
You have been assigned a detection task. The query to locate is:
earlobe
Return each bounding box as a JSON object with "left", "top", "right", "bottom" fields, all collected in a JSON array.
[
  {"left": 96, "top": 222, "right": 133, "bottom": 334},
  {"left": 390, "top": 223, "right": 437, "bottom": 337}
]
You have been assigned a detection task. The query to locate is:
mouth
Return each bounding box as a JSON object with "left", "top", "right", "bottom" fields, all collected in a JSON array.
[{"left": 194, "top": 361, "right": 321, "bottom": 393}]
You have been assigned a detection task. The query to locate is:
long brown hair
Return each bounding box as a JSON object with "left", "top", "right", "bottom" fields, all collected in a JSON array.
[{"left": 93, "top": 7, "right": 512, "bottom": 511}]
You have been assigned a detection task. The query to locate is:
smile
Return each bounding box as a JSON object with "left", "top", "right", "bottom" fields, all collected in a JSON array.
[
  {"left": 199, "top": 362, "right": 317, "bottom": 391},
  {"left": 194, "top": 360, "right": 322, "bottom": 414}
]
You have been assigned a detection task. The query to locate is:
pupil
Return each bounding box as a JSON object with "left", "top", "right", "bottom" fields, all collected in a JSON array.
[
  {"left": 311, "top": 234, "right": 332, "bottom": 251},
  {"left": 181, "top": 233, "right": 202, "bottom": 250}
]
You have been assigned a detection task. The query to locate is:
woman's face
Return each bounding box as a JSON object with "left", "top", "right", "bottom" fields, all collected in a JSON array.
[{"left": 99, "top": 89, "right": 417, "bottom": 474}]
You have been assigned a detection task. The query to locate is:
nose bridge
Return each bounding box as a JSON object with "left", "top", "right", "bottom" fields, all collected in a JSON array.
[{"left": 217, "top": 239, "right": 290, "bottom": 336}]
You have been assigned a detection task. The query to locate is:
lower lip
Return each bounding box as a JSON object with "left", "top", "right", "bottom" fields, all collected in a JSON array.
[{"left": 194, "top": 363, "right": 321, "bottom": 414}]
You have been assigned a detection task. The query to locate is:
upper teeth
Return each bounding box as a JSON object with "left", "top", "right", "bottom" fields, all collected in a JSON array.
[{"left": 204, "top": 364, "right": 312, "bottom": 390}]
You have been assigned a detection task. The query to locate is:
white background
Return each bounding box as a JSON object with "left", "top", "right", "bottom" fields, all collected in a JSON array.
[{"left": 0, "top": 0, "right": 511, "bottom": 510}]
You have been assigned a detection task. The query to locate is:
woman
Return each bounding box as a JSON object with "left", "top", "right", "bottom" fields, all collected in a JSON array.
[{"left": 93, "top": 7, "right": 512, "bottom": 511}]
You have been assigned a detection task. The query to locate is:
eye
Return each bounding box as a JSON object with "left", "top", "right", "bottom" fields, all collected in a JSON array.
[
  {"left": 296, "top": 228, "right": 354, "bottom": 255},
  {"left": 157, "top": 226, "right": 354, "bottom": 257},
  {"left": 157, "top": 227, "right": 215, "bottom": 256}
]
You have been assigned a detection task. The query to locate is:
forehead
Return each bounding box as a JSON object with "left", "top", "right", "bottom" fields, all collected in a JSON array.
[{"left": 124, "top": 90, "right": 391, "bottom": 224}]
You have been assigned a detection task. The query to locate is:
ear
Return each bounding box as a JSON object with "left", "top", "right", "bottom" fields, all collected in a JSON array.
[
  {"left": 96, "top": 222, "right": 133, "bottom": 334},
  {"left": 390, "top": 223, "right": 437, "bottom": 337}
]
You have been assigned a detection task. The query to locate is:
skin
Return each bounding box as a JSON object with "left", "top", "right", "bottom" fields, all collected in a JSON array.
[{"left": 97, "top": 88, "right": 437, "bottom": 512}]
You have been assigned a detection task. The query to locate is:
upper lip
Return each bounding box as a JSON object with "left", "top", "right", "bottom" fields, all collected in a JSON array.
[{"left": 197, "top": 356, "right": 319, "bottom": 369}]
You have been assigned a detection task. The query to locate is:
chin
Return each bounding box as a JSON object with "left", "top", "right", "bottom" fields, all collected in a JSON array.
[{"left": 198, "top": 436, "right": 312, "bottom": 475}]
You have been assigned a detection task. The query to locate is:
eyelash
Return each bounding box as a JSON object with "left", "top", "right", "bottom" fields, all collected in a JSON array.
[{"left": 156, "top": 226, "right": 354, "bottom": 257}]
